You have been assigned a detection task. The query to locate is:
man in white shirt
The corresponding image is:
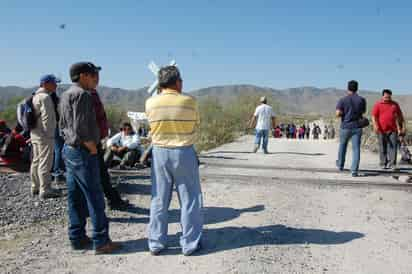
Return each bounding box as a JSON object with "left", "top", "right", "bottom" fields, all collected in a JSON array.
[
  {"left": 249, "top": 97, "right": 276, "bottom": 154},
  {"left": 104, "top": 122, "right": 141, "bottom": 168}
]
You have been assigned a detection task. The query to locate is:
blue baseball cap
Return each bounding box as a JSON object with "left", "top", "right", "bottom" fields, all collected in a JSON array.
[{"left": 40, "top": 74, "right": 61, "bottom": 85}]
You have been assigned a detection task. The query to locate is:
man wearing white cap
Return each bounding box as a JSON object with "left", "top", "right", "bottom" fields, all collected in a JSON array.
[{"left": 249, "top": 96, "right": 276, "bottom": 154}]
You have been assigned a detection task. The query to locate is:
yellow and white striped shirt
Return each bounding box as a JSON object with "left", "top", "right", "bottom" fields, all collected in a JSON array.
[{"left": 145, "top": 89, "right": 200, "bottom": 148}]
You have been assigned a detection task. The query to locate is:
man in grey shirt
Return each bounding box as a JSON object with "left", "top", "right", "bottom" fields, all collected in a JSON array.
[{"left": 60, "top": 62, "right": 120, "bottom": 254}]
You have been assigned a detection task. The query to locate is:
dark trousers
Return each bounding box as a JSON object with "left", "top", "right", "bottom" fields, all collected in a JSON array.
[
  {"left": 378, "top": 132, "right": 398, "bottom": 168},
  {"left": 63, "top": 145, "right": 109, "bottom": 249},
  {"left": 52, "top": 128, "right": 65, "bottom": 176},
  {"left": 104, "top": 148, "right": 139, "bottom": 167},
  {"left": 98, "top": 145, "right": 122, "bottom": 205}
]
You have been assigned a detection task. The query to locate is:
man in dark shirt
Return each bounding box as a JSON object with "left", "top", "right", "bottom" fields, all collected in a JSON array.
[
  {"left": 90, "top": 89, "right": 130, "bottom": 210},
  {"left": 336, "top": 80, "right": 367, "bottom": 176},
  {"left": 60, "top": 62, "right": 120, "bottom": 254}
]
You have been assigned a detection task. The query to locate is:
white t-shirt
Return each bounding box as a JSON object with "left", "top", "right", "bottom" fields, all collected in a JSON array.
[{"left": 254, "top": 104, "right": 275, "bottom": 130}]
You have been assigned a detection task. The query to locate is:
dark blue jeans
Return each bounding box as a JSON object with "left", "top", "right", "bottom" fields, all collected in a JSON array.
[
  {"left": 337, "top": 128, "right": 362, "bottom": 174},
  {"left": 52, "top": 128, "right": 65, "bottom": 176},
  {"left": 255, "top": 129, "right": 269, "bottom": 151},
  {"left": 62, "top": 144, "right": 109, "bottom": 249}
]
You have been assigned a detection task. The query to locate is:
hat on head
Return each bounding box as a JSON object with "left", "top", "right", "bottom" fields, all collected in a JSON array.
[
  {"left": 69, "top": 62, "right": 101, "bottom": 82},
  {"left": 260, "top": 96, "right": 267, "bottom": 103},
  {"left": 40, "top": 74, "right": 61, "bottom": 85}
]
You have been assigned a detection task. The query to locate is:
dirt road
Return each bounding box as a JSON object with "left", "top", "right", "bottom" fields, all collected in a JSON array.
[{"left": 1, "top": 136, "right": 412, "bottom": 274}]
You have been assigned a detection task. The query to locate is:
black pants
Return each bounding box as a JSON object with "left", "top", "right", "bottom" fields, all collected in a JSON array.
[
  {"left": 378, "top": 132, "right": 398, "bottom": 168},
  {"left": 97, "top": 145, "right": 122, "bottom": 205}
]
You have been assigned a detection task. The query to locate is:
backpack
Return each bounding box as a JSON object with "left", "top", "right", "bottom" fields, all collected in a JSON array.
[{"left": 17, "top": 95, "right": 37, "bottom": 132}]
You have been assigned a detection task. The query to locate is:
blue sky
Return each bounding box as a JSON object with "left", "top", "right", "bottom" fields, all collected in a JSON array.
[{"left": 1, "top": 0, "right": 412, "bottom": 93}]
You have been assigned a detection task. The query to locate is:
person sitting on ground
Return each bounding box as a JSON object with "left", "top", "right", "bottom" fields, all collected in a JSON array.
[
  {"left": 0, "top": 121, "right": 28, "bottom": 170},
  {"left": 104, "top": 122, "right": 141, "bottom": 168}
]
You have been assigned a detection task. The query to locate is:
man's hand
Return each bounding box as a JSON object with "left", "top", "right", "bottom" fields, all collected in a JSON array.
[
  {"left": 84, "top": 141, "right": 97, "bottom": 155},
  {"left": 373, "top": 126, "right": 379, "bottom": 134},
  {"left": 119, "top": 146, "right": 128, "bottom": 152}
]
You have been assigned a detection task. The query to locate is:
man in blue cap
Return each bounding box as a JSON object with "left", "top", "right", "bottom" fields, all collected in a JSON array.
[{"left": 31, "top": 74, "right": 62, "bottom": 199}]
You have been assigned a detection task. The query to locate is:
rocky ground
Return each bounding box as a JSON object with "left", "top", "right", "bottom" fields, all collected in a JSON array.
[{"left": 1, "top": 136, "right": 412, "bottom": 274}]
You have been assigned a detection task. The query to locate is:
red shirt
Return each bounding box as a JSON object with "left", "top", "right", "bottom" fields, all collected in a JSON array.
[
  {"left": 90, "top": 90, "right": 109, "bottom": 140},
  {"left": 371, "top": 100, "right": 403, "bottom": 133}
]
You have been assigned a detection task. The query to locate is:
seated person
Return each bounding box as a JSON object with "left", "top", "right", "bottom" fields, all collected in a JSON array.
[
  {"left": 104, "top": 122, "right": 141, "bottom": 168},
  {"left": 0, "top": 121, "right": 28, "bottom": 171}
]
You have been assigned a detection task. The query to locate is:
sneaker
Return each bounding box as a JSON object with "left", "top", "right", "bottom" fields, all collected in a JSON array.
[
  {"left": 94, "top": 241, "right": 121, "bottom": 255},
  {"left": 71, "top": 236, "right": 92, "bottom": 250},
  {"left": 183, "top": 242, "right": 202, "bottom": 256},
  {"left": 263, "top": 150, "right": 269, "bottom": 154},
  {"left": 109, "top": 199, "right": 130, "bottom": 211},
  {"left": 40, "top": 188, "right": 62, "bottom": 200},
  {"left": 150, "top": 248, "right": 165, "bottom": 256},
  {"left": 351, "top": 172, "right": 359, "bottom": 177}
]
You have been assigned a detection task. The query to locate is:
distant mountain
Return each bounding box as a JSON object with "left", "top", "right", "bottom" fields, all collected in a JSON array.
[
  {"left": 191, "top": 85, "right": 412, "bottom": 116},
  {"left": 1, "top": 84, "right": 412, "bottom": 116},
  {"left": 0, "top": 85, "right": 149, "bottom": 112}
]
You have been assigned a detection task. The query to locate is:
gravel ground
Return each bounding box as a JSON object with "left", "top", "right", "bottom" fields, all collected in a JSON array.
[{"left": 0, "top": 174, "right": 67, "bottom": 232}]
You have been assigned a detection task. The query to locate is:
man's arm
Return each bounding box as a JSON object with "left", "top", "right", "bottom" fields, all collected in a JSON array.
[
  {"left": 75, "top": 93, "right": 98, "bottom": 154},
  {"left": 248, "top": 116, "right": 257, "bottom": 129},
  {"left": 336, "top": 99, "right": 343, "bottom": 118},
  {"left": 371, "top": 103, "right": 380, "bottom": 133},
  {"left": 336, "top": 109, "right": 343, "bottom": 118},
  {"left": 397, "top": 105, "right": 406, "bottom": 135},
  {"left": 371, "top": 115, "right": 380, "bottom": 133}
]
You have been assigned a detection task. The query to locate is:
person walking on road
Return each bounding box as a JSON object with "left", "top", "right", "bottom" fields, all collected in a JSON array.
[
  {"left": 30, "top": 74, "right": 62, "bottom": 199},
  {"left": 371, "top": 89, "right": 406, "bottom": 170},
  {"left": 336, "top": 80, "right": 367, "bottom": 177},
  {"left": 145, "top": 66, "right": 203, "bottom": 256},
  {"left": 249, "top": 97, "right": 276, "bottom": 153},
  {"left": 60, "top": 62, "right": 120, "bottom": 254}
]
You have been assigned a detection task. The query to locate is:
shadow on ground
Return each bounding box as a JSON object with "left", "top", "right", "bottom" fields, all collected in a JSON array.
[
  {"left": 204, "top": 151, "right": 325, "bottom": 156},
  {"left": 109, "top": 205, "right": 265, "bottom": 225},
  {"left": 115, "top": 224, "right": 364, "bottom": 255},
  {"left": 117, "top": 182, "right": 151, "bottom": 195}
]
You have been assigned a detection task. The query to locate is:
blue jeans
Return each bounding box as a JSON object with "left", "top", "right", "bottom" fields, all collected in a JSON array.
[
  {"left": 149, "top": 145, "right": 203, "bottom": 254},
  {"left": 52, "top": 128, "right": 65, "bottom": 176},
  {"left": 337, "top": 128, "right": 362, "bottom": 174},
  {"left": 255, "top": 129, "right": 269, "bottom": 151},
  {"left": 62, "top": 144, "right": 109, "bottom": 249}
]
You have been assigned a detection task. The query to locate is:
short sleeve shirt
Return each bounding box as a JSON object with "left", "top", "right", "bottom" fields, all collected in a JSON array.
[
  {"left": 371, "top": 100, "right": 403, "bottom": 133},
  {"left": 254, "top": 104, "right": 275, "bottom": 130},
  {"left": 336, "top": 94, "right": 366, "bottom": 129}
]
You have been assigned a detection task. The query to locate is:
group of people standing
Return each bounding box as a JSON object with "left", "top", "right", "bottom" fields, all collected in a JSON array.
[
  {"left": 250, "top": 80, "right": 407, "bottom": 178},
  {"left": 23, "top": 63, "right": 203, "bottom": 256},
  {"left": 336, "top": 81, "right": 406, "bottom": 176}
]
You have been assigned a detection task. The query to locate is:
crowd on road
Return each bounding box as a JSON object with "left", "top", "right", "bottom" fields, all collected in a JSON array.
[
  {"left": 0, "top": 63, "right": 409, "bottom": 257},
  {"left": 250, "top": 80, "right": 408, "bottom": 177}
]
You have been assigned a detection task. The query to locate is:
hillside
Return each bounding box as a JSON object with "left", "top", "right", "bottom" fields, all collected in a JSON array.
[{"left": 2, "top": 84, "right": 412, "bottom": 116}]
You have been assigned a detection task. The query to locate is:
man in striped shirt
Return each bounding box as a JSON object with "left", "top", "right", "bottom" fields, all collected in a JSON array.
[{"left": 145, "top": 66, "right": 203, "bottom": 256}]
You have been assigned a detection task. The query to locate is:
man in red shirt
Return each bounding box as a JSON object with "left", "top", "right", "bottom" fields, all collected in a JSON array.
[
  {"left": 90, "top": 89, "right": 130, "bottom": 210},
  {"left": 371, "top": 89, "right": 406, "bottom": 170}
]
